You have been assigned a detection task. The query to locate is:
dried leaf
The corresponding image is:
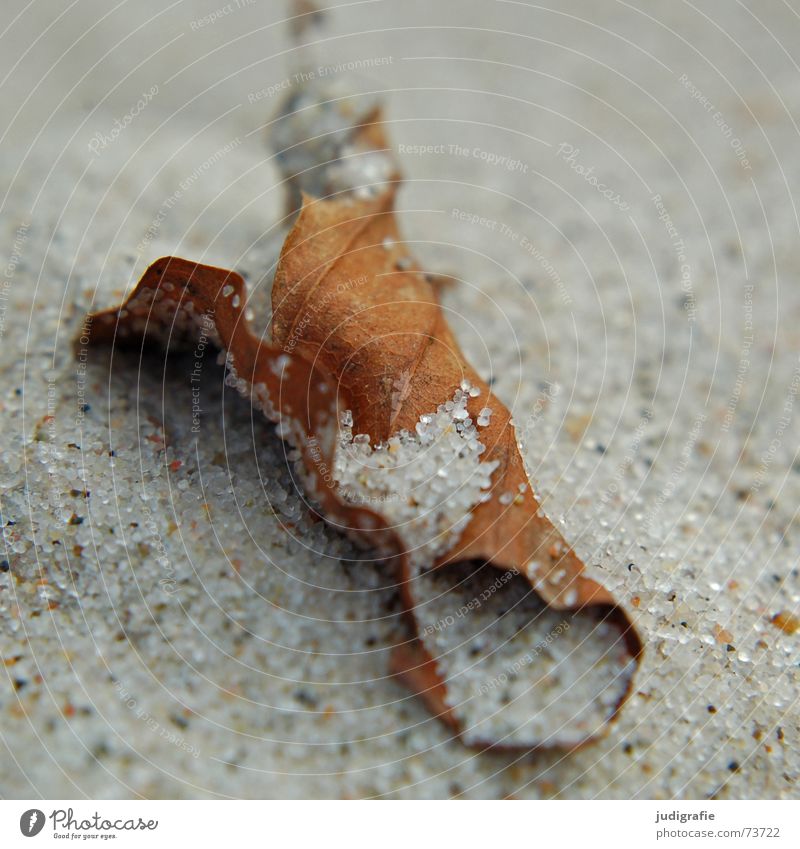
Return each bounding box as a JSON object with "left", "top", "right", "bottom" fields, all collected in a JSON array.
[
  {"left": 82, "top": 257, "right": 394, "bottom": 554},
  {"left": 81, "top": 95, "right": 641, "bottom": 752},
  {"left": 272, "top": 185, "right": 641, "bottom": 749}
]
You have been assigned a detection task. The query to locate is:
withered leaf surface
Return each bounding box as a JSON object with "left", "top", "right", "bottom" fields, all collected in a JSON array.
[
  {"left": 272, "top": 187, "right": 641, "bottom": 749},
  {"left": 82, "top": 102, "right": 640, "bottom": 752}
]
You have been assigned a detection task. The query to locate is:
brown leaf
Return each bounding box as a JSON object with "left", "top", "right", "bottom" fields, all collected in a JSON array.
[
  {"left": 81, "top": 256, "right": 395, "bottom": 555},
  {"left": 81, "top": 101, "right": 641, "bottom": 752},
  {"left": 272, "top": 186, "right": 640, "bottom": 749},
  {"left": 273, "top": 187, "right": 618, "bottom": 609}
]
